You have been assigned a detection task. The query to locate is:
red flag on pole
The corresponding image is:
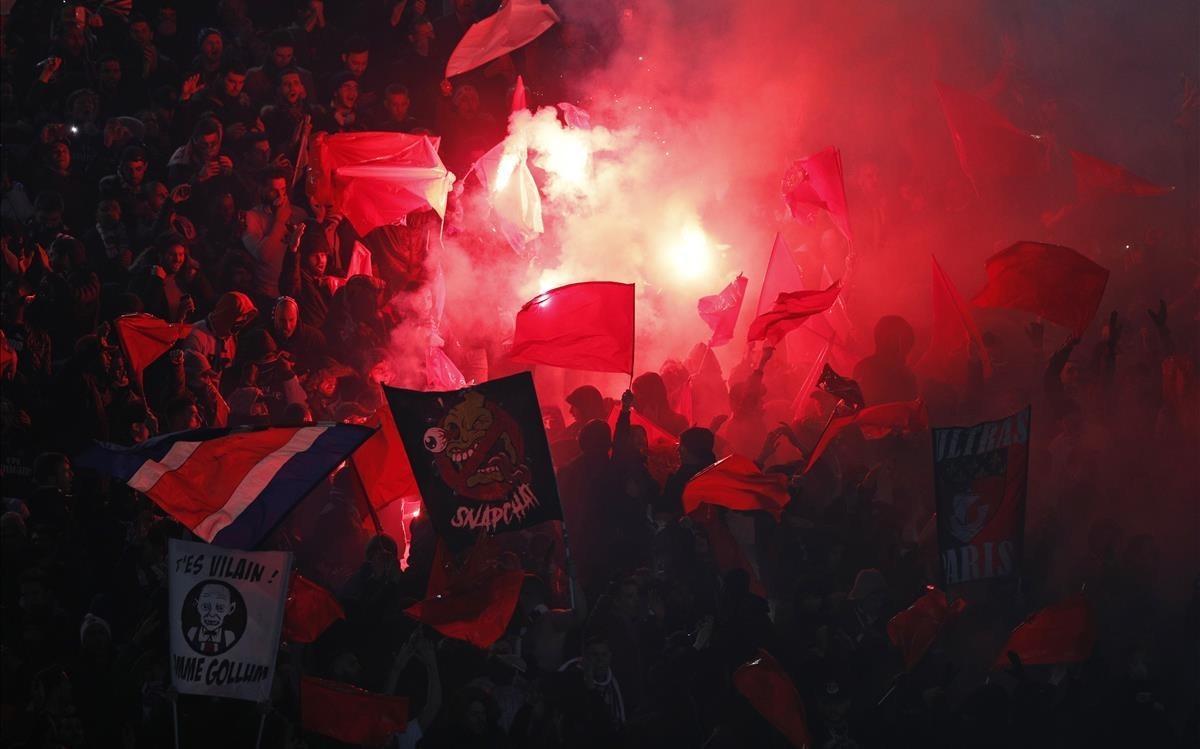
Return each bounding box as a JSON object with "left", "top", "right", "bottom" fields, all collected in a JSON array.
[
  {"left": 782, "top": 146, "right": 852, "bottom": 242},
  {"left": 404, "top": 557, "right": 524, "bottom": 649},
  {"left": 916, "top": 255, "right": 992, "bottom": 386},
  {"left": 935, "top": 81, "right": 1047, "bottom": 189},
  {"left": 698, "top": 274, "right": 748, "bottom": 347},
  {"left": 114, "top": 313, "right": 190, "bottom": 379},
  {"left": 791, "top": 341, "right": 831, "bottom": 420},
  {"left": 804, "top": 400, "right": 928, "bottom": 473},
  {"left": 887, "top": 586, "right": 967, "bottom": 670},
  {"left": 683, "top": 454, "right": 790, "bottom": 520},
  {"left": 972, "top": 242, "right": 1109, "bottom": 338},
  {"left": 301, "top": 676, "right": 408, "bottom": 746},
  {"left": 1070, "top": 150, "right": 1173, "bottom": 199},
  {"left": 511, "top": 75, "right": 528, "bottom": 112},
  {"left": 351, "top": 405, "right": 420, "bottom": 514},
  {"left": 993, "top": 593, "right": 1095, "bottom": 669},
  {"left": 511, "top": 282, "right": 635, "bottom": 374},
  {"left": 756, "top": 234, "right": 804, "bottom": 318},
  {"left": 283, "top": 573, "right": 345, "bottom": 644},
  {"left": 733, "top": 650, "right": 812, "bottom": 748},
  {"left": 748, "top": 281, "right": 842, "bottom": 344}
]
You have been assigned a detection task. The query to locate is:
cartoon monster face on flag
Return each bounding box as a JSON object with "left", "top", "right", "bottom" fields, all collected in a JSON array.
[
  {"left": 386, "top": 373, "right": 563, "bottom": 550},
  {"left": 422, "top": 391, "right": 532, "bottom": 502}
]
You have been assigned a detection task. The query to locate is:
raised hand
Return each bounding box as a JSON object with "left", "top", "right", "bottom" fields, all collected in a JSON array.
[{"left": 180, "top": 73, "right": 205, "bottom": 102}]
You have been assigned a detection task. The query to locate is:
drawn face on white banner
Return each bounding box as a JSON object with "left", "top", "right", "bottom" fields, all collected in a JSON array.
[{"left": 181, "top": 580, "right": 247, "bottom": 656}]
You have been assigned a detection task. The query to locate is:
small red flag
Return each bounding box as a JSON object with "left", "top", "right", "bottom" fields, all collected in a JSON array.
[
  {"left": 300, "top": 676, "right": 407, "bottom": 746},
  {"left": 404, "top": 554, "right": 524, "bottom": 649},
  {"left": 935, "top": 82, "right": 1047, "bottom": 189},
  {"left": 283, "top": 573, "right": 345, "bottom": 643},
  {"left": 733, "top": 649, "right": 812, "bottom": 748},
  {"left": 511, "top": 282, "right": 635, "bottom": 374},
  {"left": 1070, "top": 150, "right": 1173, "bottom": 199},
  {"left": 887, "top": 586, "right": 967, "bottom": 670},
  {"left": 351, "top": 405, "right": 420, "bottom": 514},
  {"left": 916, "top": 255, "right": 992, "bottom": 386},
  {"left": 698, "top": 274, "right": 748, "bottom": 347},
  {"left": 993, "top": 593, "right": 1095, "bottom": 669},
  {"left": 114, "top": 313, "right": 190, "bottom": 379},
  {"left": 755, "top": 234, "right": 804, "bottom": 318},
  {"left": 805, "top": 399, "right": 928, "bottom": 473},
  {"left": 972, "top": 241, "right": 1109, "bottom": 338},
  {"left": 748, "top": 281, "right": 842, "bottom": 344},
  {"left": 782, "top": 146, "right": 852, "bottom": 242},
  {"left": 511, "top": 75, "right": 528, "bottom": 112},
  {"left": 683, "top": 454, "right": 790, "bottom": 520}
]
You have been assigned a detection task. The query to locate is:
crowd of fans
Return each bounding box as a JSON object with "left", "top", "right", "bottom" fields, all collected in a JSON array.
[{"left": 1, "top": 1, "right": 1198, "bottom": 748}]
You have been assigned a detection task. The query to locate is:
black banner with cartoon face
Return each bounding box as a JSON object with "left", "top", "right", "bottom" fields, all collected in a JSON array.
[
  {"left": 933, "top": 406, "right": 1030, "bottom": 586},
  {"left": 385, "top": 372, "right": 563, "bottom": 550}
]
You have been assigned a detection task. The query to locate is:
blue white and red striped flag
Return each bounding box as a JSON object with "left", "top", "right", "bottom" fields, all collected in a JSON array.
[{"left": 76, "top": 425, "right": 374, "bottom": 549}]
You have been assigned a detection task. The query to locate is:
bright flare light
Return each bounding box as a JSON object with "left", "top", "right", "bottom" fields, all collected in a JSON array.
[
  {"left": 493, "top": 152, "right": 520, "bottom": 193},
  {"left": 664, "top": 222, "right": 716, "bottom": 283},
  {"left": 536, "top": 129, "right": 591, "bottom": 191}
]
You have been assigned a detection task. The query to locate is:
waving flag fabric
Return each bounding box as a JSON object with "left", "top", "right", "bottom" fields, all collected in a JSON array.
[
  {"left": 748, "top": 281, "right": 842, "bottom": 344},
  {"left": 733, "top": 650, "right": 812, "bottom": 748},
  {"left": 782, "top": 146, "right": 852, "bottom": 242},
  {"left": 283, "top": 573, "right": 345, "bottom": 644},
  {"left": 114, "top": 313, "right": 190, "bottom": 379},
  {"left": 301, "top": 677, "right": 408, "bottom": 745},
  {"left": 993, "top": 593, "right": 1095, "bottom": 669},
  {"left": 755, "top": 234, "right": 804, "bottom": 318},
  {"left": 1070, "top": 150, "right": 1173, "bottom": 199},
  {"left": 511, "top": 282, "right": 635, "bottom": 374},
  {"left": 805, "top": 400, "right": 928, "bottom": 473},
  {"left": 698, "top": 274, "right": 748, "bottom": 347},
  {"left": 935, "top": 81, "right": 1047, "bottom": 188},
  {"left": 511, "top": 75, "right": 528, "bottom": 112},
  {"left": 917, "top": 255, "right": 992, "bottom": 385},
  {"left": 76, "top": 425, "right": 374, "bottom": 549},
  {"left": 472, "top": 140, "right": 544, "bottom": 253},
  {"left": 972, "top": 242, "right": 1109, "bottom": 338},
  {"left": 405, "top": 539, "right": 524, "bottom": 648},
  {"left": 446, "top": 0, "right": 560, "bottom": 78},
  {"left": 887, "top": 586, "right": 967, "bottom": 670},
  {"left": 683, "top": 454, "right": 790, "bottom": 520}
]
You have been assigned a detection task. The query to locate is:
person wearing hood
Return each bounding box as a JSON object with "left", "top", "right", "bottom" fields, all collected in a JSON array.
[
  {"left": 655, "top": 426, "right": 717, "bottom": 519},
  {"left": 270, "top": 296, "right": 326, "bottom": 375},
  {"left": 280, "top": 220, "right": 335, "bottom": 329},
  {"left": 564, "top": 385, "right": 608, "bottom": 442},
  {"left": 853, "top": 315, "right": 918, "bottom": 406},
  {"left": 180, "top": 290, "right": 256, "bottom": 379},
  {"left": 632, "top": 372, "right": 689, "bottom": 437}
]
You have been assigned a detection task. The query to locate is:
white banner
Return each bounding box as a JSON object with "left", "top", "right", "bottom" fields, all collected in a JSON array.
[{"left": 168, "top": 539, "right": 292, "bottom": 702}]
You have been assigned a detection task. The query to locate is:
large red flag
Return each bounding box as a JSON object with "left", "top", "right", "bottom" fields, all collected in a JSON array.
[
  {"left": 114, "top": 313, "right": 190, "bottom": 379},
  {"left": 733, "top": 650, "right": 812, "bottom": 748},
  {"left": 1070, "top": 150, "right": 1173, "bottom": 199},
  {"left": 301, "top": 676, "right": 408, "bottom": 746},
  {"left": 917, "top": 255, "right": 992, "bottom": 386},
  {"left": 698, "top": 274, "right": 748, "bottom": 347},
  {"left": 782, "top": 146, "right": 852, "bottom": 242},
  {"left": 748, "top": 281, "right": 842, "bottom": 344},
  {"left": 993, "top": 593, "right": 1095, "bottom": 669},
  {"left": 756, "top": 234, "right": 804, "bottom": 318},
  {"left": 283, "top": 573, "right": 345, "bottom": 643},
  {"left": 351, "top": 405, "right": 420, "bottom": 514},
  {"left": 887, "top": 586, "right": 967, "bottom": 670},
  {"left": 935, "top": 82, "right": 1047, "bottom": 188},
  {"left": 804, "top": 400, "right": 928, "bottom": 473},
  {"left": 683, "top": 454, "right": 790, "bottom": 520},
  {"left": 511, "top": 282, "right": 635, "bottom": 374},
  {"left": 404, "top": 557, "right": 524, "bottom": 649},
  {"left": 446, "top": 0, "right": 560, "bottom": 78},
  {"left": 972, "top": 242, "right": 1109, "bottom": 338}
]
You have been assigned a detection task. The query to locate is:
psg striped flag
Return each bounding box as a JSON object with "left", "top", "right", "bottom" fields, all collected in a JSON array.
[{"left": 76, "top": 425, "right": 374, "bottom": 549}]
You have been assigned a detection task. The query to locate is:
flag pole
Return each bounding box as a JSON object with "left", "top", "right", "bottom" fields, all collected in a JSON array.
[
  {"left": 254, "top": 711, "right": 267, "bottom": 749},
  {"left": 171, "top": 697, "right": 181, "bottom": 749},
  {"left": 803, "top": 397, "right": 844, "bottom": 474},
  {"left": 628, "top": 284, "right": 636, "bottom": 389},
  {"left": 559, "top": 519, "right": 577, "bottom": 610},
  {"left": 351, "top": 463, "right": 385, "bottom": 535}
]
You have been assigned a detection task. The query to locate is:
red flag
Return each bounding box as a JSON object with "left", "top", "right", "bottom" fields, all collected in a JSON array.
[
  {"left": 300, "top": 676, "right": 408, "bottom": 746},
  {"left": 404, "top": 555, "right": 524, "bottom": 649},
  {"left": 446, "top": 0, "right": 560, "bottom": 78},
  {"left": 935, "top": 81, "right": 1047, "bottom": 188},
  {"left": 511, "top": 282, "right": 635, "bottom": 374},
  {"left": 698, "top": 274, "right": 748, "bottom": 347},
  {"left": 114, "top": 313, "right": 190, "bottom": 379},
  {"left": 606, "top": 404, "right": 681, "bottom": 485},
  {"left": 887, "top": 586, "right": 967, "bottom": 670},
  {"left": 683, "top": 454, "right": 790, "bottom": 520},
  {"left": 1070, "top": 150, "right": 1173, "bottom": 199},
  {"left": 916, "top": 255, "right": 992, "bottom": 386},
  {"left": 782, "top": 146, "right": 852, "bottom": 242},
  {"left": 756, "top": 234, "right": 804, "bottom": 318},
  {"left": 748, "top": 281, "right": 842, "bottom": 344},
  {"left": 352, "top": 405, "right": 420, "bottom": 514},
  {"left": 283, "top": 573, "right": 345, "bottom": 643},
  {"left": 733, "top": 650, "right": 812, "bottom": 748},
  {"left": 511, "top": 75, "right": 528, "bottom": 112},
  {"left": 993, "top": 593, "right": 1095, "bottom": 669},
  {"left": 691, "top": 504, "right": 767, "bottom": 597},
  {"left": 972, "top": 242, "right": 1110, "bottom": 338},
  {"left": 804, "top": 400, "right": 928, "bottom": 473}
]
